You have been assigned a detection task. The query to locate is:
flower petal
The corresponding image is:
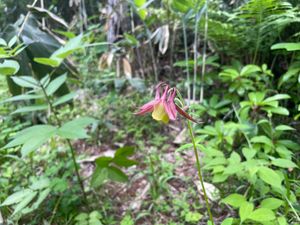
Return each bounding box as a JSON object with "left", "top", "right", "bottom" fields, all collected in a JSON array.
[
  {"left": 152, "top": 102, "right": 169, "bottom": 124},
  {"left": 164, "top": 90, "right": 177, "bottom": 120},
  {"left": 135, "top": 100, "right": 157, "bottom": 115}
]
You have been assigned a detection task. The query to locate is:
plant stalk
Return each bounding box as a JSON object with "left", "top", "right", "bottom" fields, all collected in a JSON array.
[
  {"left": 37, "top": 78, "right": 89, "bottom": 206},
  {"left": 187, "top": 120, "right": 214, "bottom": 224}
]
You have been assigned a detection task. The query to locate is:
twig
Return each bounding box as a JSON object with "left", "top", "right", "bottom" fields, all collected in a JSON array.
[{"left": 17, "top": 0, "right": 39, "bottom": 37}]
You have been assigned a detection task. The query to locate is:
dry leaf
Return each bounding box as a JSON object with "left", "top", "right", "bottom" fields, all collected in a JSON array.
[{"left": 123, "top": 58, "right": 132, "bottom": 78}]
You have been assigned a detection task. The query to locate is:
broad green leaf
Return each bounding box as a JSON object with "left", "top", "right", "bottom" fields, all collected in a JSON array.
[
  {"left": 0, "top": 60, "right": 20, "bottom": 75},
  {"left": 239, "top": 201, "right": 254, "bottom": 223},
  {"left": 34, "top": 57, "right": 61, "bottom": 67},
  {"left": 240, "top": 65, "right": 261, "bottom": 76},
  {"left": 53, "top": 92, "right": 76, "bottom": 106},
  {"left": 248, "top": 92, "right": 265, "bottom": 104},
  {"left": 250, "top": 136, "right": 273, "bottom": 147},
  {"left": 221, "top": 218, "right": 234, "bottom": 225},
  {"left": 12, "top": 191, "right": 37, "bottom": 216},
  {"left": 11, "top": 105, "right": 48, "bottom": 114},
  {"left": 107, "top": 166, "right": 128, "bottom": 183},
  {"left": 271, "top": 158, "right": 298, "bottom": 168},
  {"left": 113, "top": 156, "right": 137, "bottom": 168},
  {"left": 91, "top": 167, "right": 108, "bottom": 188},
  {"left": 115, "top": 146, "right": 135, "bottom": 158},
  {"left": 264, "top": 94, "right": 290, "bottom": 103},
  {"left": 4, "top": 125, "right": 57, "bottom": 156},
  {"left": 30, "top": 188, "right": 51, "bottom": 210},
  {"left": 184, "top": 211, "right": 203, "bottom": 222},
  {"left": 242, "top": 148, "right": 256, "bottom": 160},
  {"left": 264, "top": 107, "right": 289, "bottom": 115},
  {"left": 95, "top": 157, "right": 113, "bottom": 167},
  {"left": 221, "top": 194, "right": 247, "bottom": 208},
  {"left": 30, "top": 178, "right": 50, "bottom": 190},
  {"left": 271, "top": 43, "right": 300, "bottom": 51},
  {"left": 248, "top": 208, "right": 275, "bottom": 222},
  {"left": 260, "top": 198, "right": 283, "bottom": 210},
  {"left": 258, "top": 167, "right": 282, "bottom": 188},
  {"left": 11, "top": 76, "right": 39, "bottom": 88},
  {"left": 52, "top": 34, "right": 83, "bottom": 59},
  {"left": 45, "top": 74, "right": 67, "bottom": 95},
  {"left": 277, "top": 216, "right": 287, "bottom": 225},
  {"left": 57, "top": 117, "right": 96, "bottom": 139},
  {"left": 275, "top": 125, "right": 295, "bottom": 131},
  {"left": 0, "top": 189, "right": 33, "bottom": 206}
]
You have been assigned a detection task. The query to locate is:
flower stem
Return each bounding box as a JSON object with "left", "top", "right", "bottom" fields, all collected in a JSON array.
[{"left": 187, "top": 120, "right": 214, "bottom": 224}]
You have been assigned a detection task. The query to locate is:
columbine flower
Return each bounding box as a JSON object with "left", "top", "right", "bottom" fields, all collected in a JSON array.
[{"left": 135, "top": 83, "right": 198, "bottom": 124}]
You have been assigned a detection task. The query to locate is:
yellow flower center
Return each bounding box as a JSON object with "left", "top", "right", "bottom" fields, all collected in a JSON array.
[{"left": 152, "top": 103, "right": 169, "bottom": 124}]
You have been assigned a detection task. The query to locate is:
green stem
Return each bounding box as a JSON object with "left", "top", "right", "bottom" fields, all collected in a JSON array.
[
  {"left": 37, "top": 78, "right": 89, "bottom": 206},
  {"left": 187, "top": 121, "right": 214, "bottom": 224}
]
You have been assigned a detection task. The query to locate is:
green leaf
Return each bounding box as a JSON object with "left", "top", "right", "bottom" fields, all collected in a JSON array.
[
  {"left": 12, "top": 191, "right": 37, "bottom": 216},
  {"left": 11, "top": 105, "right": 48, "bottom": 114},
  {"left": 240, "top": 65, "right": 261, "bottom": 76},
  {"left": 30, "top": 188, "right": 51, "bottom": 210},
  {"left": 115, "top": 146, "right": 135, "bottom": 158},
  {"left": 221, "top": 218, "right": 234, "bottom": 225},
  {"left": 264, "top": 94, "right": 290, "bottom": 103},
  {"left": 57, "top": 117, "right": 96, "bottom": 139},
  {"left": 11, "top": 76, "right": 39, "bottom": 88},
  {"left": 248, "top": 208, "right": 275, "bottom": 222},
  {"left": 0, "top": 38, "right": 7, "bottom": 46},
  {"left": 45, "top": 74, "right": 67, "bottom": 95},
  {"left": 51, "top": 34, "right": 83, "bottom": 59},
  {"left": 275, "top": 125, "right": 295, "bottom": 131},
  {"left": 95, "top": 157, "right": 113, "bottom": 167},
  {"left": 8, "top": 36, "right": 18, "bottom": 48},
  {"left": 0, "top": 189, "right": 33, "bottom": 206},
  {"left": 260, "top": 198, "right": 283, "bottom": 210},
  {"left": 242, "top": 148, "right": 256, "bottom": 160},
  {"left": 239, "top": 202, "right": 254, "bottom": 223},
  {"left": 271, "top": 43, "right": 300, "bottom": 51},
  {"left": 107, "top": 166, "right": 128, "bottom": 183},
  {"left": 30, "top": 178, "right": 50, "bottom": 190},
  {"left": 277, "top": 216, "right": 287, "bottom": 225},
  {"left": 2, "top": 94, "right": 43, "bottom": 103},
  {"left": 251, "top": 136, "right": 273, "bottom": 147},
  {"left": 271, "top": 158, "right": 298, "bottom": 168},
  {"left": 184, "top": 211, "right": 203, "bottom": 222},
  {"left": 0, "top": 60, "right": 20, "bottom": 75},
  {"left": 91, "top": 167, "right": 108, "bottom": 188},
  {"left": 4, "top": 125, "right": 57, "bottom": 156},
  {"left": 221, "top": 194, "right": 247, "bottom": 208},
  {"left": 34, "top": 57, "right": 61, "bottom": 67},
  {"left": 258, "top": 167, "right": 282, "bottom": 188},
  {"left": 264, "top": 106, "right": 289, "bottom": 115},
  {"left": 53, "top": 92, "right": 76, "bottom": 106}
]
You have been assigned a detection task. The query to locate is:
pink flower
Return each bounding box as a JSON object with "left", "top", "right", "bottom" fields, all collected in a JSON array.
[{"left": 135, "top": 83, "right": 198, "bottom": 124}]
